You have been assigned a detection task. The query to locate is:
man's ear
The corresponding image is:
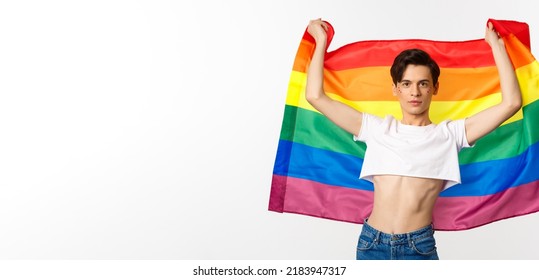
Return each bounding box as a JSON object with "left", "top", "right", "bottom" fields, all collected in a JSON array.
[
  {"left": 433, "top": 82, "right": 439, "bottom": 95},
  {"left": 392, "top": 83, "right": 398, "bottom": 96}
]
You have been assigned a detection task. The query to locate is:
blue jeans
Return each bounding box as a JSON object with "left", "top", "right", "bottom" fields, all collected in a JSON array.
[{"left": 356, "top": 221, "right": 439, "bottom": 260}]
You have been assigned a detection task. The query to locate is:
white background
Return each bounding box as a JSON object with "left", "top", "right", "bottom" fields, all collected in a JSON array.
[{"left": 0, "top": 0, "right": 538, "bottom": 260}]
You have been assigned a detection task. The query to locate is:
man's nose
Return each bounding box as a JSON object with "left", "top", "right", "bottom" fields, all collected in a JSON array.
[{"left": 410, "top": 85, "right": 421, "bottom": 96}]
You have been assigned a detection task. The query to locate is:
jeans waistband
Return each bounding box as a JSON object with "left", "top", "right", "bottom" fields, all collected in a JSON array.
[{"left": 362, "top": 220, "right": 435, "bottom": 245}]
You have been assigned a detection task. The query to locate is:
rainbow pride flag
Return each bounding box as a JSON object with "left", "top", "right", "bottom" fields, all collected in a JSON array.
[{"left": 269, "top": 19, "right": 539, "bottom": 231}]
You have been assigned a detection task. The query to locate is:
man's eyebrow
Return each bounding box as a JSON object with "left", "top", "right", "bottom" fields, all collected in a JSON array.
[{"left": 400, "top": 79, "right": 430, "bottom": 83}]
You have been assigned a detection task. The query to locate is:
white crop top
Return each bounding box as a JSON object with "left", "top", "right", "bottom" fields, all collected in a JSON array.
[{"left": 353, "top": 113, "right": 473, "bottom": 190}]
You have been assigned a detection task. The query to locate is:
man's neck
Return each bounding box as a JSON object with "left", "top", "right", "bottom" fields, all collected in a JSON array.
[{"left": 400, "top": 114, "right": 432, "bottom": 126}]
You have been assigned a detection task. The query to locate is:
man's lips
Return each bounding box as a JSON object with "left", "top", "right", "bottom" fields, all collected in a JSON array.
[{"left": 408, "top": 100, "right": 422, "bottom": 106}]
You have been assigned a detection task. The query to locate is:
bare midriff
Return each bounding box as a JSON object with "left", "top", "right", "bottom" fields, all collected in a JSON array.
[{"left": 366, "top": 175, "right": 444, "bottom": 234}]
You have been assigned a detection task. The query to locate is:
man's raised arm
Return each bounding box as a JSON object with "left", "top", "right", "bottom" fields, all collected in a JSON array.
[
  {"left": 305, "top": 19, "right": 363, "bottom": 136},
  {"left": 464, "top": 22, "right": 523, "bottom": 145}
]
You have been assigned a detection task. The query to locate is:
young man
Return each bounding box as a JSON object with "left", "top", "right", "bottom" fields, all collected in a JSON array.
[{"left": 305, "top": 19, "right": 522, "bottom": 260}]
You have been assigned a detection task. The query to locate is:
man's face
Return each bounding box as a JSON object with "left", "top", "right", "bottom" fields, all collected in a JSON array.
[{"left": 392, "top": 64, "right": 438, "bottom": 117}]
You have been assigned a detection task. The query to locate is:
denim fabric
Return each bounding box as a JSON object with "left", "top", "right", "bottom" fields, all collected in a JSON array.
[{"left": 356, "top": 221, "right": 439, "bottom": 260}]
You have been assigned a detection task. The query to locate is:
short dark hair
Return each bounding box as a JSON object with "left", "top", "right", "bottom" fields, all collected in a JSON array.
[{"left": 390, "top": 49, "right": 440, "bottom": 85}]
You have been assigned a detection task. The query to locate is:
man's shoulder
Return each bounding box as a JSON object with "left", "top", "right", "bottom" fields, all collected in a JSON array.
[
  {"left": 436, "top": 118, "right": 466, "bottom": 127},
  {"left": 364, "top": 113, "right": 395, "bottom": 122}
]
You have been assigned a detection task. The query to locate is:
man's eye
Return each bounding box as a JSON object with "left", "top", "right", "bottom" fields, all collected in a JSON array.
[
  {"left": 401, "top": 82, "right": 410, "bottom": 87},
  {"left": 420, "top": 82, "right": 429, "bottom": 87}
]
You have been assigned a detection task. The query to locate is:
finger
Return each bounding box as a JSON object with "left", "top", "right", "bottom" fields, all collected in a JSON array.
[
  {"left": 488, "top": 22, "right": 498, "bottom": 34},
  {"left": 321, "top": 21, "right": 328, "bottom": 31}
]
